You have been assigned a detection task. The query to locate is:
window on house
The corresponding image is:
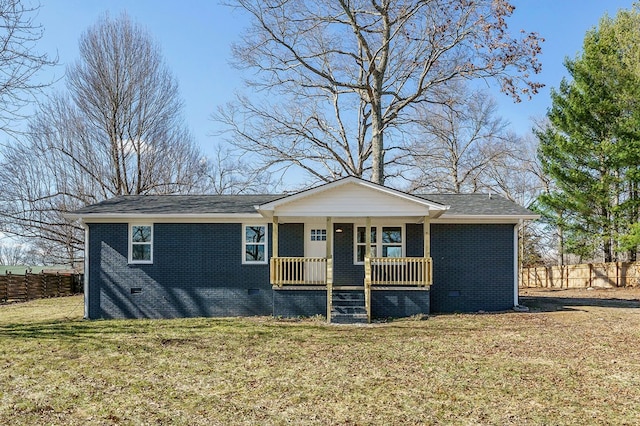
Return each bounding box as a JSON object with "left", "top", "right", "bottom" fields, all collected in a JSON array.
[
  {"left": 244, "top": 224, "right": 267, "bottom": 264},
  {"left": 356, "top": 227, "right": 377, "bottom": 263},
  {"left": 355, "top": 225, "right": 403, "bottom": 263},
  {"left": 310, "top": 229, "right": 326, "bottom": 241},
  {"left": 130, "top": 224, "right": 153, "bottom": 264},
  {"left": 381, "top": 226, "right": 402, "bottom": 258}
]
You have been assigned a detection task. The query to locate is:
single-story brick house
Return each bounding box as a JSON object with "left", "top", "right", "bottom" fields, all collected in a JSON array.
[{"left": 68, "top": 177, "right": 537, "bottom": 323}]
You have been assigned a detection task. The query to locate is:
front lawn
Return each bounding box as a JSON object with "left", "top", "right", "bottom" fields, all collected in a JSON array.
[{"left": 1, "top": 293, "right": 639, "bottom": 425}]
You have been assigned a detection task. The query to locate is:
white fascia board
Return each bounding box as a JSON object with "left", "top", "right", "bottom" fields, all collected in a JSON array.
[
  {"left": 433, "top": 214, "right": 540, "bottom": 224},
  {"left": 270, "top": 211, "right": 441, "bottom": 218}
]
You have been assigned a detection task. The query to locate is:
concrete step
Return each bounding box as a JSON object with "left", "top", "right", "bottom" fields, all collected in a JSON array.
[
  {"left": 333, "top": 292, "right": 364, "bottom": 300},
  {"left": 332, "top": 291, "right": 365, "bottom": 304},
  {"left": 331, "top": 290, "right": 368, "bottom": 324},
  {"left": 331, "top": 313, "right": 368, "bottom": 324},
  {"left": 332, "top": 298, "right": 364, "bottom": 307},
  {"left": 332, "top": 306, "right": 367, "bottom": 315}
]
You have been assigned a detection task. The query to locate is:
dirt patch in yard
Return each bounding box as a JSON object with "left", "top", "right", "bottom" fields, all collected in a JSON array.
[{"left": 519, "top": 286, "right": 640, "bottom": 312}]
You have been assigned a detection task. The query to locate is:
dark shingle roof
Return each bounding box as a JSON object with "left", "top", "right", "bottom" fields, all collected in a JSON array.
[
  {"left": 70, "top": 192, "right": 534, "bottom": 218},
  {"left": 416, "top": 194, "right": 534, "bottom": 216},
  {"left": 70, "top": 194, "right": 281, "bottom": 215}
]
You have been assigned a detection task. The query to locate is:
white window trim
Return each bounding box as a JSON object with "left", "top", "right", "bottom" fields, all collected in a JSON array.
[
  {"left": 354, "top": 224, "right": 405, "bottom": 265},
  {"left": 242, "top": 224, "right": 268, "bottom": 264},
  {"left": 129, "top": 223, "right": 153, "bottom": 265}
]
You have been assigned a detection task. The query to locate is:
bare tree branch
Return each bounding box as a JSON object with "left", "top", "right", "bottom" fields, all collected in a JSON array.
[
  {"left": 217, "top": 0, "right": 543, "bottom": 184},
  {"left": 0, "top": 13, "right": 206, "bottom": 265},
  {"left": 0, "top": 0, "right": 57, "bottom": 136}
]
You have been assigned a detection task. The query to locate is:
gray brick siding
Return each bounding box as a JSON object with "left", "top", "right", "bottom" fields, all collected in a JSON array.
[
  {"left": 430, "top": 223, "right": 515, "bottom": 313},
  {"left": 333, "top": 223, "right": 364, "bottom": 286},
  {"left": 87, "top": 221, "right": 516, "bottom": 319},
  {"left": 87, "top": 222, "right": 275, "bottom": 319},
  {"left": 273, "top": 289, "right": 326, "bottom": 317},
  {"left": 279, "top": 223, "right": 304, "bottom": 257},
  {"left": 371, "top": 289, "right": 430, "bottom": 319},
  {"left": 406, "top": 223, "right": 424, "bottom": 257}
]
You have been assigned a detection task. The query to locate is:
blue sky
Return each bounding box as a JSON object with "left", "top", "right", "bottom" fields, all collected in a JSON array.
[{"left": 33, "top": 0, "right": 635, "bottom": 154}]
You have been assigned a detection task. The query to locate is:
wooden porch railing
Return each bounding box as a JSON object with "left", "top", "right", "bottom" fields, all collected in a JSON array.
[
  {"left": 363, "top": 257, "right": 432, "bottom": 323},
  {"left": 272, "top": 256, "right": 432, "bottom": 323},
  {"left": 367, "top": 257, "right": 433, "bottom": 286},
  {"left": 270, "top": 257, "right": 328, "bottom": 286}
]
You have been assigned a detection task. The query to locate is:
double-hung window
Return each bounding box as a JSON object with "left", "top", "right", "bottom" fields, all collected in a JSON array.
[
  {"left": 356, "top": 227, "right": 377, "bottom": 262},
  {"left": 355, "top": 225, "right": 403, "bottom": 263},
  {"left": 243, "top": 224, "right": 268, "bottom": 264},
  {"left": 381, "top": 226, "right": 402, "bottom": 257},
  {"left": 129, "top": 224, "right": 153, "bottom": 264}
]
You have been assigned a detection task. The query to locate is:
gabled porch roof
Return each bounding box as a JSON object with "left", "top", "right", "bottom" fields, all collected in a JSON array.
[{"left": 256, "top": 177, "right": 448, "bottom": 220}]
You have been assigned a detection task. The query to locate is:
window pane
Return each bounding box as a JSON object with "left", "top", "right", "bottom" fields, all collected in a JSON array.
[
  {"left": 245, "top": 244, "right": 265, "bottom": 262},
  {"left": 357, "top": 245, "right": 377, "bottom": 262},
  {"left": 311, "top": 229, "right": 327, "bottom": 241},
  {"left": 246, "top": 226, "right": 265, "bottom": 243},
  {"left": 132, "top": 226, "right": 151, "bottom": 243},
  {"left": 357, "top": 227, "right": 376, "bottom": 243},
  {"left": 132, "top": 244, "right": 151, "bottom": 261},
  {"left": 383, "top": 245, "right": 402, "bottom": 258},
  {"left": 382, "top": 227, "right": 401, "bottom": 244}
]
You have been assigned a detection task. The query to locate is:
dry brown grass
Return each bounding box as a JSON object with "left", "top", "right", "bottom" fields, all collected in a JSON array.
[{"left": 1, "top": 291, "right": 640, "bottom": 425}]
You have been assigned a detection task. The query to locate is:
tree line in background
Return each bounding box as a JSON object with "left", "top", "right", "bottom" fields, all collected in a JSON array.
[
  {"left": 0, "top": 0, "right": 636, "bottom": 266},
  {"left": 0, "top": 10, "right": 272, "bottom": 265},
  {"left": 535, "top": 5, "right": 640, "bottom": 264}
]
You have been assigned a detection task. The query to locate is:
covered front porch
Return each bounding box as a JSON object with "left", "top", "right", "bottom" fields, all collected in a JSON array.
[
  {"left": 270, "top": 218, "right": 433, "bottom": 323},
  {"left": 256, "top": 178, "right": 448, "bottom": 323}
]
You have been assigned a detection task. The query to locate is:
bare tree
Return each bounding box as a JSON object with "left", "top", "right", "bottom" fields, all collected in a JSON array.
[
  {"left": 483, "top": 132, "right": 549, "bottom": 206},
  {"left": 202, "top": 145, "right": 276, "bottom": 195},
  {"left": 407, "top": 86, "right": 514, "bottom": 193},
  {"left": 0, "top": 0, "right": 56, "bottom": 135},
  {"left": 0, "top": 13, "right": 205, "bottom": 264},
  {"left": 0, "top": 241, "right": 27, "bottom": 265},
  {"left": 66, "top": 13, "right": 205, "bottom": 196},
  {"left": 216, "top": 0, "right": 543, "bottom": 185}
]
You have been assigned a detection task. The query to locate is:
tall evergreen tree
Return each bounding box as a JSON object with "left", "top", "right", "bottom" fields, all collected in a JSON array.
[{"left": 537, "top": 6, "right": 640, "bottom": 263}]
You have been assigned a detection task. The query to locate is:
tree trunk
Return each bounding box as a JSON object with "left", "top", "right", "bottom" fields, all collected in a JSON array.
[{"left": 371, "top": 111, "right": 384, "bottom": 185}]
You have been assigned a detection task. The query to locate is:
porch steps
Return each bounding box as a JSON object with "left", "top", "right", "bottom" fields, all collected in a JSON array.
[{"left": 331, "top": 291, "right": 368, "bottom": 324}]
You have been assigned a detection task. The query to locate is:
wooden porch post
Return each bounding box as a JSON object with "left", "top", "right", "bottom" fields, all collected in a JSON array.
[
  {"left": 271, "top": 216, "right": 279, "bottom": 286},
  {"left": 364, "top": 217, "right": 372, "bottom": 323},
  {"left": 423, "top": 215, "right": 430, "bottom": 258},
  {"left": 424, "top": 215, "right": 432, "bottom": 286},
  {"left": 272, "top": 216, "right": 279, "bottom": 258},
  {"left": 365, "top": 217, "right": 372, "bottom": 258},
  {"left": 326, "top": 217, "right": 333, "bottom": 261}
]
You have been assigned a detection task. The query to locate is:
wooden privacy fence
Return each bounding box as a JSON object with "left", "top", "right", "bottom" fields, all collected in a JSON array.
[
  {"left": 0, "top": 272, "right": 83, "bottom": 304},
  {"left": 521, "top": 261, "right": 640, "bottom": 288}
]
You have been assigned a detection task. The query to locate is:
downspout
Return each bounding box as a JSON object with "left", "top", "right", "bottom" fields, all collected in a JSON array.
[{"left": 514, "top": 220, "right": 522, "bottom": 307}]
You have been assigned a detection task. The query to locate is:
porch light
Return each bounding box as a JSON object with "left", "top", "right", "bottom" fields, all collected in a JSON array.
[{"left": 336, "top": 228, "right": 343, "bottom": 233}]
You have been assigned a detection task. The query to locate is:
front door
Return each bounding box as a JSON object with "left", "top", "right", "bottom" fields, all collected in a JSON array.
[{"left": 305, "top": 224, "right": 327, "bottom": 283}]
